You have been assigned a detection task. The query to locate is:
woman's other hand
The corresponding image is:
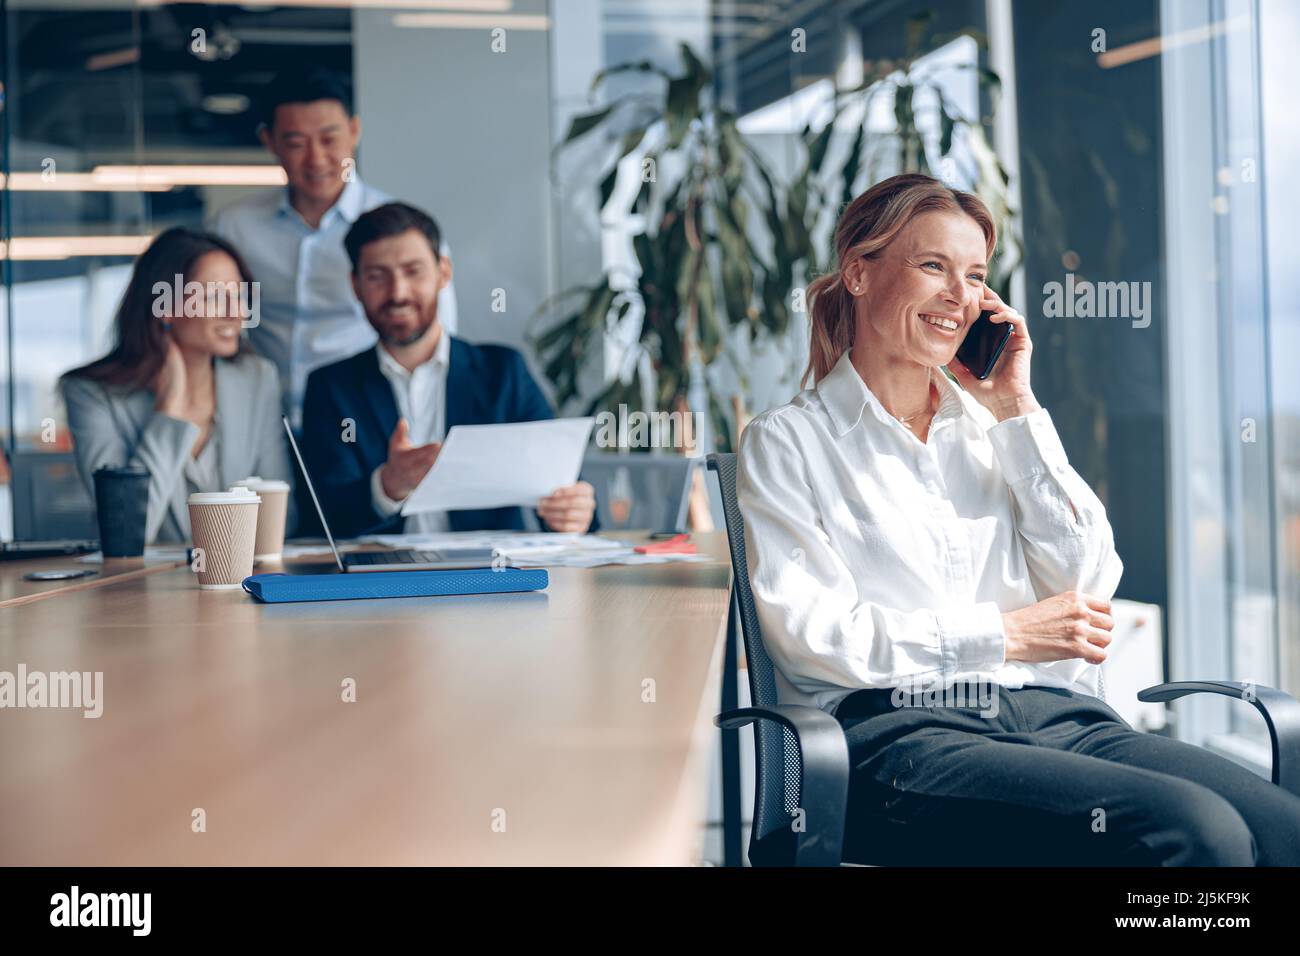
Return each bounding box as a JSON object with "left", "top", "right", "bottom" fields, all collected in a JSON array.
[
  {"left": 153, "top": 336, "right": 188, "bottom": 419},
  {"left": 949, "top": 284, "right": 1042, "bottom": 422},
  {"left": 1002, "top": 590, "right": 1115, "bottom": 665}
]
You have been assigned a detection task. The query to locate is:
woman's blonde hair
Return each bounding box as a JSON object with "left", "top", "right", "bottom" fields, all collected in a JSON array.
[{"left": 802, "top": 173, "right": 997, "bottom": 387}]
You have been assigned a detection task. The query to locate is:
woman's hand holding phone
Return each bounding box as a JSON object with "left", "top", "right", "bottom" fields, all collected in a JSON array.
[{"left": 948, "top": 285, "right": 1042, "bottom": 422}]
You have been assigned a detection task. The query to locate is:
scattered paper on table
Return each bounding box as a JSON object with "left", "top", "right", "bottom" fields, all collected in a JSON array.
[
  {"left": 514, "top": 549, "right": 712, "bottom": 568},
  {"left": 357, "top": 531, "right": 711, "bottom": 568}
]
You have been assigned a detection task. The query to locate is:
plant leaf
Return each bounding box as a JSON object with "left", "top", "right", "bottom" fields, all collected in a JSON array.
[
  {"left": 590, "top": 59, "right": 668, "bottom": 95},
  {"left": 664, "top": 41, "right": 710, "bottom": 149},
  {"left": 694, "top": 254, "right": 721, "bottom": 364},
  {"left": 939, "top": 101, "right": 956, "bottom": 157},
  {"left": 562, "top": 105, "right": 613, "bottom": 143},
  {"left": 839, "top": 120, "right": 865, "bottom": 211},
  {"left": 805, "top": 118, "right": 835, "bottom": 178}
]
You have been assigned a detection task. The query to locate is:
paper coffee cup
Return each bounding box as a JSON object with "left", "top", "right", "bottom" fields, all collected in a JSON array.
[
  {"left": 187, "top": 487, "right": 261, "bottom": 590},
  {"left": 233, "top": 476, "right": 290, "bottom": 561}
]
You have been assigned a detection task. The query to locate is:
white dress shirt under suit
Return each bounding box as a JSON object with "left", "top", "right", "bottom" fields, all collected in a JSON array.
[
  {"left": 207, "top": 177, "right": 458, "bottom": 427},
  {"left": 368, "top": 333, "right": 451, "bottom": 534},
  {"left": 736, "top": 350, "right": 1124, "bottom": 716}
]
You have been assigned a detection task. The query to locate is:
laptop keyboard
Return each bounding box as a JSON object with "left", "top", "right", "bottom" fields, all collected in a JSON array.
[{"left": 348, "top": 550, "right": 438, "bottom": 565}]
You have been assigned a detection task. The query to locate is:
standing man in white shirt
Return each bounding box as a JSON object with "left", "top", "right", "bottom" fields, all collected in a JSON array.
[{"left": 207, "top": 66, "right": 458, "bottom": 429}]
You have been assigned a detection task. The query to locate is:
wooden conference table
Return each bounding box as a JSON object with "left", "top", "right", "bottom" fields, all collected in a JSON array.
[{"left": 0, "top": 533, "right": 733, "bottom": 865}]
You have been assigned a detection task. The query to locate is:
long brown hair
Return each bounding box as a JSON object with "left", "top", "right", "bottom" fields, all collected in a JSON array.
[
  {"left": 62, "top": 227, "right": 256, "bottom": 391},
  {"left": 802, "top": 173, "right": 996, "bottom": 387}
]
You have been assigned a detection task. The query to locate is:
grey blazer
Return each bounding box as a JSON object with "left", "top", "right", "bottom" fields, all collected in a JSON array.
[{"left": 61, "top": 352, "right": 295, "bottom": 545}]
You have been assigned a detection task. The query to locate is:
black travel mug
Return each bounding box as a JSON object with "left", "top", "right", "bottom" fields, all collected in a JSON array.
[{"left": 92, "top": 466, "right": 149, "bottom": 557}]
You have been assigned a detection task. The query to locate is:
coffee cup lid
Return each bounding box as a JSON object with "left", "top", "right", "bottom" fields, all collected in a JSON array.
[
  {"left": 233, "top": 476, "right": 290, "bottom": 492},
  {"left": 188, "top": 487, "right": 261, "bottom": 506}
]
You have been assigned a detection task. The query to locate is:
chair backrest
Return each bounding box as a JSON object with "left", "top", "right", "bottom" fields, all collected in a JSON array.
[
  {"left": 582, "top": 451, "right": 694, "bottom": 532},
  {"left": 706, "top": 453, "right": 802, "bottom": 844},
  {"left": 10, "top": 450, "right": 96, "bottom": 541}
]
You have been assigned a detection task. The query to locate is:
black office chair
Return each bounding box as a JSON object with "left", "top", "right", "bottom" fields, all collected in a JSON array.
[{"left": 706, "top": 452, "right": 1300, "bottom": 867}]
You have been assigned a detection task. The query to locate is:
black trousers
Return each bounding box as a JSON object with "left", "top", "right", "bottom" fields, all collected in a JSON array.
[{"left": 834, "top": 682, "right": 1300, "bottom": 866}]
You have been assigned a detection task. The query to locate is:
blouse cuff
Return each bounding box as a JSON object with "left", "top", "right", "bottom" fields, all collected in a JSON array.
[
  {"left": 936, "top": 601, "right": 1007, "bottom": 675},
  {"left": 986, "top": 406, "right": 1070, "bottom": 484}
]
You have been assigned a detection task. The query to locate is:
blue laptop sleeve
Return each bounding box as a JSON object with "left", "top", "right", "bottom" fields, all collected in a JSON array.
[{"left": 242, "top": 567, "right": 548, "bottom": 604}]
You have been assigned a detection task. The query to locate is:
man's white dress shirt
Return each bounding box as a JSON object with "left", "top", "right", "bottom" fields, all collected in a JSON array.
[
  {"left": 737, "top": 350, "right": 1124, "bottom": 716},
  {"left": 208, "top": 177, "right": 458, "bottom": 426},
  {"left": 369, "top": 330, "right": 451, "bottom": 534}
]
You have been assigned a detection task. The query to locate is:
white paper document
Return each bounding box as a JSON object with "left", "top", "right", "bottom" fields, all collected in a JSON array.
[
  {"left": 357, "top": 531, "right": 712, "bottom": 568},
  {"left": 401, "top": 418, "right": 596, "bottom": 515}
]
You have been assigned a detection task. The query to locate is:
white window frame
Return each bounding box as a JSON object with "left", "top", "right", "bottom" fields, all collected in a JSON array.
[{"left": 1161, "top": 0, "right": 1281, "bottom": 774}]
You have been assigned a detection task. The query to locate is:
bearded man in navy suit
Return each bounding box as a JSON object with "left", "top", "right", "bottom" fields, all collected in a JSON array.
[{"left": 300, "top": 202, "right": 597, "bottom": 538}]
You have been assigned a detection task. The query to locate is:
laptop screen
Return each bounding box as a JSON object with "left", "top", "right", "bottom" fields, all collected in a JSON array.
[{"left": 281, "top": 417, "right": 346, "bottom": 572}]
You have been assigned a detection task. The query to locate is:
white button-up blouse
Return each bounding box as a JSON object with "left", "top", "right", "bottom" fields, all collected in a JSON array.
[{"left": 736, "top": 350, "right": 1124, "bottom": 715}]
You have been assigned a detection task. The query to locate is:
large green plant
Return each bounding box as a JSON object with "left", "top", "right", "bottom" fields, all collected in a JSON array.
[{"left": 534, "top": 23, "right": 1016, "bottom": 453}]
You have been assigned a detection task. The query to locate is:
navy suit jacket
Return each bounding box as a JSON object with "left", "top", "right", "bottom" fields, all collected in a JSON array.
[{"left": 301, "top": 336, "right": 593, "bottom": 538}]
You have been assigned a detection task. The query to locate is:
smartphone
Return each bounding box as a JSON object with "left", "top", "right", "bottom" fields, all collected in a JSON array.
[
  {"left": 954, "top": 309, "right": 1013, "bottom": 380},
  {"left": 23, "top": 569, "right": 98, "bottom": 581}
]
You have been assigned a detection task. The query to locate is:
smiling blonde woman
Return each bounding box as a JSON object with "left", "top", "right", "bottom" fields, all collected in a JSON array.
[{"left": 737, "top": 172, "right": 1300, "bottom": 866}]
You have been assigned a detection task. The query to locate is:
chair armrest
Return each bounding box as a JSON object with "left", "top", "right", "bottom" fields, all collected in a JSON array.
[
  {"left": 716, "top": 704, "right": 850, "bottom": 866},
  {"left": 1137, "top": 681, "right": 1300, "bottom": 796}
]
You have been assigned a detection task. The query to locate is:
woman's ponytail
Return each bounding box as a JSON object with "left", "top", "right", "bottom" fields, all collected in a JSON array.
[{"left": 801, "top": 272, "right": 855, "bottom": 388}]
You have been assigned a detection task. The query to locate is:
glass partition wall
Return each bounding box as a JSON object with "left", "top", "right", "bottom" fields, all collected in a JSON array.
[{"left": 2, "top": 1, "right": 1296, "bottom": 763}]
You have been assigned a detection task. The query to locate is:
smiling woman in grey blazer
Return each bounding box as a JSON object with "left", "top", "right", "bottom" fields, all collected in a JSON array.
[{"left": 60, "top": 228, "right": 294, "bottom": 545}]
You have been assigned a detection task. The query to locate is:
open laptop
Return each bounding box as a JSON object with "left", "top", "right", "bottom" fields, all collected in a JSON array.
[{"left": 282, "top": 417, "right": 507, "bottom": 572}]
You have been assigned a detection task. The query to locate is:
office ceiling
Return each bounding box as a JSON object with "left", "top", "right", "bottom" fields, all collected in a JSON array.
[
  {"left": 4, "top": 1, "right": 873, "bottom": 157},
  {"left": 8, "top": 4, "right": 352, "bottom": 157}
]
